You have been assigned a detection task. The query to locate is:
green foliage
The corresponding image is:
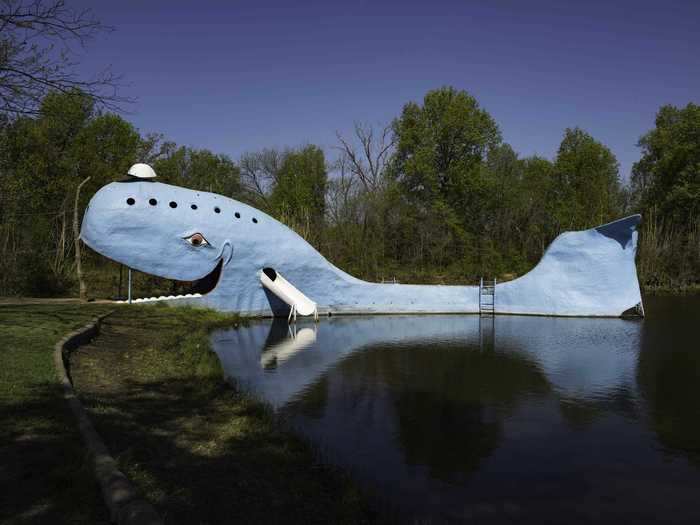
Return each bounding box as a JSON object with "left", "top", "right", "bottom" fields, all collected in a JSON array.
[
  {"left": 553, "top": 127, "right": 622, "bottom": 230},
  {"left": 351, "top": 87, "right": 624, "bottom": 283},
  {"left": 390, "top": 86, "right": 501, "bottom": 210},
  {"left": 380, "top": 87, "right": 502, "bottom": 278},
  {"left": 632, "top": 103, "right": 700, "bottom": 225},
  {"left": 153, "top": 146, "right": 241, "bottom": 198},
  {"left": 269, "top": 145, "right": 327, "bottom": 240},
  {"left": 0, "top": 91, "right": 142, "bottom": 295},
  {"left": 631, "top": 103, "right": 700, "bottom": 287}
]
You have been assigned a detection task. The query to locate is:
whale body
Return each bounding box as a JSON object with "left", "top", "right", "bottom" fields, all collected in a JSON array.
[{"left": 80, "top": 179, "right": 644, "bottom": 317}]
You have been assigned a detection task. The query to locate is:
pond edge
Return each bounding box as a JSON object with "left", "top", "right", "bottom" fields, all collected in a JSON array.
[{"left": 53, "top": 311, "right": 162, "bottom": 525}]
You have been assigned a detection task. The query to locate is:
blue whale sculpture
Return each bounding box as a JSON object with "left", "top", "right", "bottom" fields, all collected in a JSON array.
[{"left": 80, "top": 177, "right": 644, "bottom": 317}]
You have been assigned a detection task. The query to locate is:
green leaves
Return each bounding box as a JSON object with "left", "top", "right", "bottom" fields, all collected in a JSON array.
[
  {"left": 391, "top": 86, "right": 501, "bottom": 208},
  {"left": 153, "top": 146, "right": 241, "bottom": 198},
  {"left": 0, "top": 91, "right": 141, "bottom": 295},
  {"left": 269, "top": 145, "right": 327, "bottom": 241},
  {"left": 632, "top": 103, "right": 700, "bottom": 225},
  {"left": 553, "top": 127, "right": 622, "bottom": 230}
]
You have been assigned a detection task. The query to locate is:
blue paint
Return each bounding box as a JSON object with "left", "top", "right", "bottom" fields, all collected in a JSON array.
[{"left": 81, "top": 180, "right": 643, "bottom": 317}]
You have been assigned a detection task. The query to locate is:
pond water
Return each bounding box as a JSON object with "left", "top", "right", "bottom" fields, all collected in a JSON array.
[{"left": 210, "top": 295, "right": 700, "bottom": 524}]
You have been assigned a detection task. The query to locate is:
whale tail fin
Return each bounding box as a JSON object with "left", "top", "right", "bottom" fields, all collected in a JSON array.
[
  {"left": 498, "top": 215, "right": 644, "bottom": 317},
  {"left": 594, "top": 214, "right": 642, "bottom": 250}
]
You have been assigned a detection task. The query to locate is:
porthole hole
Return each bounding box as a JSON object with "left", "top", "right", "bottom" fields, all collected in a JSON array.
[
  {"left": 252, "top": 217, "right": 258, "bottom": 224},
  {"left": 149, "top": 198, "right": 157, "bottom": 206},
  {"left": 234, "top": 212, "right": 240, "bottom": 219},
  {"left": 191, "top": 204, "right": 198, "bottom": 210},
  {"left": 169, "top": 201, "right": 177, "bottom": 208},
  {"left": 126, "top": 198, "right": 135, "bottom": 206},
  {"left": 214, "top": 207, "right": 221, "bottom": 214}
]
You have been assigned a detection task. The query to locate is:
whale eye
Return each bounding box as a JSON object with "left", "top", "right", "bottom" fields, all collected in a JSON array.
[{"left": 184, "top": 233, "right": 209, "bottom": 247}]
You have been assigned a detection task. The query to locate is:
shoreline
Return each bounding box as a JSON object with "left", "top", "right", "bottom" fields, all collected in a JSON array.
[
  {"left": 0, "top": 303, "right": 384, "bottom": 524},
  {"left": 68, "top": 304, "right": 383, "bottom": 524}
]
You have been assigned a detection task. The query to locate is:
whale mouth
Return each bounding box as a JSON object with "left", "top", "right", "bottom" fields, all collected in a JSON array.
[
  {"left": 189, "top": 258, "right": 223, "bottom": 294},
  {"left": 118, "top": 259, "right": 224, "bottom": 304}
]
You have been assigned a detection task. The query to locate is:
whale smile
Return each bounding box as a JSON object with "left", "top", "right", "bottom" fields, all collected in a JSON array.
[{"left": 117, "top": 258, "right": 224, "bottom": 304}]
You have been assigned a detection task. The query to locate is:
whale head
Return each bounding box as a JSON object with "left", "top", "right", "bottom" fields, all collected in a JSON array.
[{"left": 80, "top": 179, "right": 270, "bottom": 291}]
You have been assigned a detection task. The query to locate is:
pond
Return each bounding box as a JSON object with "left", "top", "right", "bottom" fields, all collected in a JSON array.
[{"left": 210, "top": 295, "right": 700, "bottom": 524}]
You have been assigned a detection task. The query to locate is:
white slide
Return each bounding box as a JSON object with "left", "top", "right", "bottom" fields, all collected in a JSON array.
[{"left": 260, "top": 268, "right": 318, "bottom": 322}]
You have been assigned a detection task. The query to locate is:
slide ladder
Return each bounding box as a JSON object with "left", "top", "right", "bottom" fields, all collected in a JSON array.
[
  {"left": 479, "top": 277, "right": 496, "bottom": 315},
  {"left": 260, "top": 268, "right": 319, "bottom": 323}
]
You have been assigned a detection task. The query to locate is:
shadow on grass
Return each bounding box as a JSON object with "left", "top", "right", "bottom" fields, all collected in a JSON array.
[
  {"left": 0, "top": 303, "right": 114, "bottom": 524},
  {"left": 0, "top": 384, "right": 108, "bottom": 525},
  {"left": 77, "top": 375, "right": 380, "bottom": 525}
]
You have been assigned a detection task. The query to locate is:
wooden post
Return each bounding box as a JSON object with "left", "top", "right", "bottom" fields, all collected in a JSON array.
[{"left": 73, "top": 176, "right": 91, "bottom": 302}]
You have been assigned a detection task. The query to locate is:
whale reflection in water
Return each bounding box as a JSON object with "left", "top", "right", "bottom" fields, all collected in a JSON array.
[
  {"left": 211, "top": 315, "right": 641, "bottom": 410},
  {"left": 210, "top": 313, "right": 700, "bottom": 523},
  {"left": 259, "top": 326, "right": 317, "bottom": 369}
]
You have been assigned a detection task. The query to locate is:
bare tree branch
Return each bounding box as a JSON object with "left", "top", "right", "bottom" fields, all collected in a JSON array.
[
  {"left": 335, "top": 122, "right": 395, "bottom": 192},
  {"left": 239, "top": 148, "right": 287, "bottom": 207},
  {"left": 0, "top": 0, "right": 132, "bottom": 118}
]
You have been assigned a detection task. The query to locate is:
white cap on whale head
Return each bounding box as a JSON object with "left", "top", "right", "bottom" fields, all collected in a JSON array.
[{"left": 127, "top": 163, "right": 157, "bottom": 179}]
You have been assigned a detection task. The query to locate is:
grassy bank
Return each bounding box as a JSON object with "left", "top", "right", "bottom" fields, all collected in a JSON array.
[
  {"left": 0, "top": 303, "right": 112, "bottom": 524},
  {"left": 642, "top": 284, "right": 700, "bottom": 295},
  {"left": 68, "top": 305, "right": 379, "bottom": 524}
]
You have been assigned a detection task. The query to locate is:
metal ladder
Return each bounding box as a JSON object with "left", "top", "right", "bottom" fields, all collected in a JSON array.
[{"left": 479, "top": 277, "right": 496, "bottom": 315}]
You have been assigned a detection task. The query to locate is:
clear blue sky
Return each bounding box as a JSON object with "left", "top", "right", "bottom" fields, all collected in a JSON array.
[{"left": 72, "top": 0, "right": 699, "bottom": 182}]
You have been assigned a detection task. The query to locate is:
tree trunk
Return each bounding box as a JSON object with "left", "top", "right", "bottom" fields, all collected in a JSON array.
[{"left": 73, "top": 177, "right": 91, "bottom": 301}]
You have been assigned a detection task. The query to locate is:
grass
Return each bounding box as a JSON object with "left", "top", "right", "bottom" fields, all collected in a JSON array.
[
  {"left": 1, "top": 302, "right": 381, "bottom": 524},
  {"left": 641, "top": 283, "right": 700, "bottom": 295},
  {"left": 0, "top": 303, "right": 113, "bottom": 524},
  {"left": 68, "top": 304, "right": 381, "bottom": 524}
]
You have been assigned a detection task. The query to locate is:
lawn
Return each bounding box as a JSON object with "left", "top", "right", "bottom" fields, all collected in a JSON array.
[
  {"left": 1, "top": 302, "right": 380, "bottom": 524},
  {"left": 0, "top": 303, "right": 113, "bottom": 524}
]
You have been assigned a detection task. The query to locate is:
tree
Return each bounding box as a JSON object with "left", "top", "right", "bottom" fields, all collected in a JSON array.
[
  {"left": 631, "top": 103, "right": 700, "bottom": 225},
  {"left": 386, "top": 86, "right": 501, "bottom": 277},
  {"left": 482, "top": 143, "right": 522, "bottom": 232},
  {"left": 0, "top": 0, "right": 129, "bottom": 118},
  {"left": 269, "top": 145, "right": 327, "bottom": 239},
  {"left": 153, "top": 146, "right": 241, "bottom": 198},
  {"left": 630, "top": 103, "right": 700, "bottom": 287},
  {"left": 73, "top": 175, "right": 89, "bottom": 300},
  {"left": 390, "top": 86, "right": 501, "bottom": 212},
  {"left": 336, "top": 122, "right": 395, "bottom": 192},
  {"left": 519, "top": 156, "right": 556, "bottom": 254},
  {"left": 239, "top": 148, "right": 285, "bottom": 208},
  {"left": 0, "top": 90, "right": 141, "bottom": 294},
  {"left": 553, "top": 127, "right": 622, "bottom": 229}
]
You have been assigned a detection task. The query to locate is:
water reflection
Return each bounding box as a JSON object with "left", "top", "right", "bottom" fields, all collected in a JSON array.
[
  {"left": 260, "top": 325, "right": 316, "bottom": 369},
  {"left": 211, "top": 298, "right": 700, "bottom": 523},
  {"left": 637, "top": 295, "right": 700, "bottom": 467}
]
